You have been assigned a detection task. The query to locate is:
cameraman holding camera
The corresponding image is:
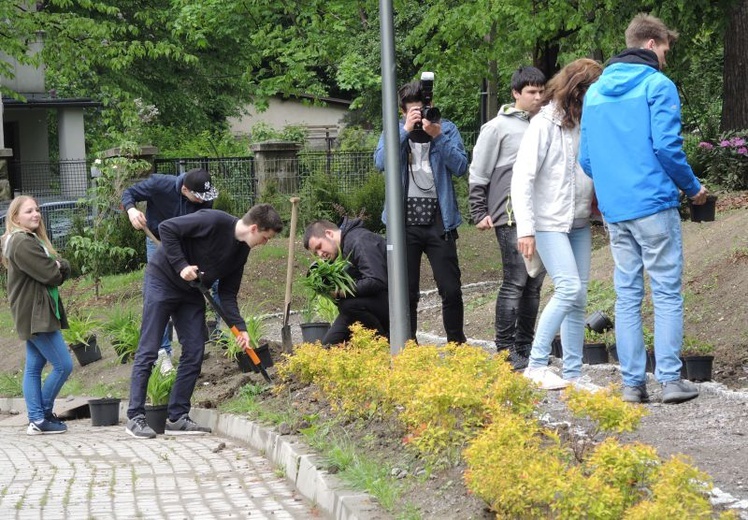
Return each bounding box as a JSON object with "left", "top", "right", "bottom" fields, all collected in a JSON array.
[{"left": 374, "top": 73, "right": 468, "bottom": 344}]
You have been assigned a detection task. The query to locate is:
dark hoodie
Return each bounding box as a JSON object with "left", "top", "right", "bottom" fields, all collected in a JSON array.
[{"left": 338, "top": 217, "right": 388, "bottom": 297}]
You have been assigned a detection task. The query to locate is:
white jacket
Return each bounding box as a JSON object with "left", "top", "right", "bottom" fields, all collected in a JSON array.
[{"left": 511, "top": 102, "right": 594, "bottom": 238}]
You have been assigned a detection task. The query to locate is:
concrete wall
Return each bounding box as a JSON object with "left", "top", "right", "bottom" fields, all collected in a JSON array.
[
  {"left": 228, "top": 97, "right": 349, "bottom": 135},
  {"left": 0, "top": 39, "right": 45, "bottom": 94}
]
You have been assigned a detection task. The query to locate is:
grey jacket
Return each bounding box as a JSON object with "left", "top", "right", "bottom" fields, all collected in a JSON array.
[{"left": 468, "top": 104, "right": 531, "bottom": 227}]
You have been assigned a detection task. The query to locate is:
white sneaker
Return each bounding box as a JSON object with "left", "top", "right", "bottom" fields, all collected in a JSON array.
[
  {"left": 565, "top": 375, "right": 602, "bottom": 393},
  {"left": 157, "top": 349, "right": 174, "bottom": 374},
  {"left": 523, "top": 366, "right": 570, "bottom": 390}
]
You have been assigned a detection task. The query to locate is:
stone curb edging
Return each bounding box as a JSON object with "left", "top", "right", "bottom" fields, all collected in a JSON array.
[
  {"left": 0, "top": 398, "right": 389, "bottom": 520},
  {"left": 189, "top": 407, "right": 389, "bottom": 520}
]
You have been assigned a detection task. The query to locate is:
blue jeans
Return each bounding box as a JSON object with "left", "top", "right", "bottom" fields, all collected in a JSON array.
[
  {"left": 495, "top": 225, "right": 545, "bottom": 351},
  {"left": 23, "top": 331, "right": 74, "bottom": 422},
  {"left": 146, "top": 237, "right": 173, "bottom": 353},
  {"left": 528, "top": 225, "right": 591, "bottom": 380},
  {"left": 607, "top": 208, "right": 684, "bottom": 386}
]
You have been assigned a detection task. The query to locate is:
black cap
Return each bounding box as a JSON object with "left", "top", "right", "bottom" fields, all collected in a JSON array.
[{"left": 183, "top": 168, "right": 218, "bottom": 202}]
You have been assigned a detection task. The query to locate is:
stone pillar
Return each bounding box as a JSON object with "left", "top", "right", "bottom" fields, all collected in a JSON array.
[
  {"left": 58, "top": 107, "right": 87, "bottom": 198},
  {"left": 101, "top": 145, "right": 159, "bottom": 177},
  {"left": 250, "top": 140, "right": 301, "bottom": 196}
]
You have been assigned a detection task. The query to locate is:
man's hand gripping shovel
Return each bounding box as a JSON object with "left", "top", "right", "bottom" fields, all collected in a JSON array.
[{"left": 191, "top": 272, "right": 272, "bottom": 384}]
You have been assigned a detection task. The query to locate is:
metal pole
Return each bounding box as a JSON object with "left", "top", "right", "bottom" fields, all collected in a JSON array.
[{"left": 379, "top": 0, "right": 409, "bottom": 355}]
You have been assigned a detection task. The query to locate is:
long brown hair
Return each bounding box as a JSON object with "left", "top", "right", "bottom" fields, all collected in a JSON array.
[
  {"left": 1, "top": 196, "right": 57, "bottom": 266},
  {"left": 542, "top": 58, "right": 603, "bottom": 129}
]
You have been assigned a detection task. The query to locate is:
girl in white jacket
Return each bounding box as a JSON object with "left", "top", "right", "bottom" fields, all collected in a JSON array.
[{"left": 511, "top": 58, "right": 602, "bottom": 390}]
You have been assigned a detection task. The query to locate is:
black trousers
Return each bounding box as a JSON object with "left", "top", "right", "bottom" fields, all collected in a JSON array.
[
  {"left": 128, "top": 270, "right": 207, "bottom": 421},
  {"left": 323, "top": 292, "right": 390, "bottom": 345},
  {"left": 405, "top": 220, "right": 466, "bottom": 343}
]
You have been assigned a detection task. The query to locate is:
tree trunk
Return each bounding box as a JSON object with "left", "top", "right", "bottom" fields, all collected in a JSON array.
[{"left": 722, "top": 0, "right": 748, "bottom": 131}]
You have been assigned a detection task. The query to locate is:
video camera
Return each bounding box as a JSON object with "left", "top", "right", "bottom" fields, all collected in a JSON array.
[{"left": 418, "top": 71, "right": 441, "bottom": 125}]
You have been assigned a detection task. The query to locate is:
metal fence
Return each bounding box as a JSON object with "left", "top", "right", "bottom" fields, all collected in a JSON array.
[
  {"left": 154, "top": 156, "right": 257, "bottom": 213},
  {"left": 6, "top": 160, "right": 90, "bottom": 199}
]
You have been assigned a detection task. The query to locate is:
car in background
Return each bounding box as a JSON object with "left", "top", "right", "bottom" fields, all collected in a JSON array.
[{"left": 0, "top": 198, "right": 93, "bottom": 249}]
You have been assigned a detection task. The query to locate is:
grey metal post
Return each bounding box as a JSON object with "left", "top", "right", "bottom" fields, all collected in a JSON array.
[{"left": 379, "top": 0, "right": 409, "bottom": 355}]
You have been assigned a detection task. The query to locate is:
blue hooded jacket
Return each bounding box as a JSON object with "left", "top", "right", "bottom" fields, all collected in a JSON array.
[
  {"left": 374, "top": 119, "right": 468, "bottom": 232},
  {"left": 579, "top": 49, "right": 701, "bottom": 223}
]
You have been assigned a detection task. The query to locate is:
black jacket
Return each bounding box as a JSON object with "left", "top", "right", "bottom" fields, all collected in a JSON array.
[
  {"left": 149, "top": 209, "right": 249, "bottom": 330},
  {"left": 339, "top": 217, "right": 387, "bottom": 297}
]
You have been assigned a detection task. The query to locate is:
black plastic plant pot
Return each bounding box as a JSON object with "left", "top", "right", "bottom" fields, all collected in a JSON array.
[
  {"left": 145, "top": 404, "right": 168, "bottom": 434},
  {"left": 645, "top": 350, "right": 656, "bottom": 374},
  {"left": 70, "top": 336, "right": 102, "bottom": 366},
  {"left": 300, "top": 322, "right": 331, "bottom": 344},
  {"left": 88, "top": 398, "right": 121, "bottom": 426},
  {"left": 607, "top": 343, "right": 618, "bottom": 363},
  {"left": 684, "top": 355, "right": 714, "bottom": 382},
  {"left": 583, "top": 343, "right": 609, "bottom": 365},
  {"left": 551, "top": 336, "right": 563, "bottom": 358},
  {"left": 689, "top": 195, "right": 717, "bottom": 223},
  {"left": 585, "top": 311, "right": 613, "bottom": 333}
]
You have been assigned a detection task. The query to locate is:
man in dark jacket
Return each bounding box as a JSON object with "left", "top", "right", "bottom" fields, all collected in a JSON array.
[
  {"left": 303, "top": 219, "right": 389, "bottom": 345},
  {"left": 121, "top": 168, "right": 218, "bottom": 370},
  {"left": 126, "top": 204, "right": 283, "bottom": 439}
]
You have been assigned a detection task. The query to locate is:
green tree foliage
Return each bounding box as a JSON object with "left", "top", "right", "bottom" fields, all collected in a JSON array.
[{"left": 1, "top": 1, "right": 744, "bottom": 142}]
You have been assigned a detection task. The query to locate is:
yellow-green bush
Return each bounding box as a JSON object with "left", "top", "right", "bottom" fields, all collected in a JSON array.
[{"left": 276, "top": 327, "right": 723, "bottom": 518}]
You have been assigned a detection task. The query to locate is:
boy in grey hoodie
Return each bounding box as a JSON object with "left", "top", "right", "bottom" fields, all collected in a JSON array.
[{"left": 468, "top": 66, "right": 546, "bottom": 369}]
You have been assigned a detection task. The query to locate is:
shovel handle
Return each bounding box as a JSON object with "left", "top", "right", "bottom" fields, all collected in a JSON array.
[{"left": 284, "top": 197, "right": 300, "bottom": 321}]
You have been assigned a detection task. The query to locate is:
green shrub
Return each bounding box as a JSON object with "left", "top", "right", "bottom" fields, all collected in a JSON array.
[{"left": 696, "top": 130, "right": 748, "bottom": 189}]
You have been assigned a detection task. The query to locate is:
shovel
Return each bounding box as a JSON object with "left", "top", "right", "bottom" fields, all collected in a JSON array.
[
  {"left": 191, "top": 272, "right": 273, "bottom": 384},
  {"left": 281, "top": 197, "right": 301, "bottom": 352}
]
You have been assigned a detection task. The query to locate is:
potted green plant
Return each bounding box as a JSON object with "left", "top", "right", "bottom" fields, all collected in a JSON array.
[
  {"left": 145, "top": 365, "right": 176, "bottom": 433},
  {"left": 225, "top": 314, "right": 274, "bottom": 373},
  {"left": 298, "top": 257, "right": 354, "bottom": 344},
  {"left": 583, "top": 328, "right": 610, "bottom": 365},
  {"left": 63, "top": 314, "right": 102, "bottom": 366},
  {"left": 103, "top": 309, "right": 141, "bottom": 363},
  {"left": 682, "top": 337, "right": 715, "bottom": 382}
]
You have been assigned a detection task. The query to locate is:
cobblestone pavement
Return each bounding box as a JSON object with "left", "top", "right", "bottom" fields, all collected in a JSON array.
[{"left": 0, "top": 421, "right": 317, "bottom": 519}]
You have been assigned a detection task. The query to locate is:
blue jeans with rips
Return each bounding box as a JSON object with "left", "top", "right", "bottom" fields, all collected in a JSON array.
[
  {"left": 23, "top": 331, "right": 74, "bottom": 422},
  {"left": 527, "top": 225, "right": 591, "bottom": 380},
  {"left": 607, "top": 208, "right": 684, "bottom": 386}
]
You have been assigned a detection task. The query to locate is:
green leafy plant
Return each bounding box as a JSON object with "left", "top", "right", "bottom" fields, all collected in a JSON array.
[
  {"left": 315, "top": 294, "right": 339, "bottom": 323},
  {"left": 681, "top": 337, "right": 715, "bottom": 357},
  {"left": 225, "top": 314, "right": 264, "bottom": 361},
  {"left": 301, "top": 257, "right": 356, "bottom": 300},
  {"left": 584, "top": 329, "right": 614, "bottom": 346},
  {"left": 69, "top": 142, "right": 147, "bottom": 298},
  {"left": 62, "top": 314, "right": 99, "bottom": 347},
  {"left": 103, "top": 309, "right": 141, "bottom": 362},
  {"left": 146, "top": 365, "right": 176, "bottom": 406},
  {"left": 643, "top": 326, "right": 655, "bottom": 352}
]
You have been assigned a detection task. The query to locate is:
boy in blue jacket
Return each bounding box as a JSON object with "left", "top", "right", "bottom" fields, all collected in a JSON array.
[{"left": 579, "top": 13, "right": 708, "bottom": 405}]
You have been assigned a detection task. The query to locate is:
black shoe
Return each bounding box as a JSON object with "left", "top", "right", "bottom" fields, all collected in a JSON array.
[
  {"left": 498, "top": 346, "right": 529, "bottom": 371},
  {"left": 44, "top": 412, "right": 65, "bottom": 425},
  {"left": 126, "top": 414, "right": 157, "bottom": 439}
]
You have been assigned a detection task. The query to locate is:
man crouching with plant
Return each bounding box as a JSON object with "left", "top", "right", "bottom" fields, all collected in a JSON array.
[
  {"left": 303, "top": 219, "right": 389, "bottom": 346},
  {"left": 126, "top": 204, "right": 283, "bottom": 439}
]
